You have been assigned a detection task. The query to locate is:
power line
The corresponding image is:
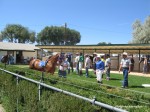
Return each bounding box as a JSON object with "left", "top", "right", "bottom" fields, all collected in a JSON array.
[{"left": 69, "top": 23, "right": 131, "bottom": 34}]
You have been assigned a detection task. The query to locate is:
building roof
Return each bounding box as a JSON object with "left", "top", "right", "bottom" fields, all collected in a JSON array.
[
  {"left": 0, "top": 42, "right": 40, "bottom": 51},
  {"left": 36, "top": 44, "right": 150, "bottom": 54}
]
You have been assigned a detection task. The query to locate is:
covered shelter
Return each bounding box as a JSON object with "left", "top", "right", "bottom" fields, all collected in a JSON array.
[
  {"left": 36, "top": 44, "right": 150, "bottom": 72},
  {"left": 0, "top": 42, "right": 40, "bottom": 64}
]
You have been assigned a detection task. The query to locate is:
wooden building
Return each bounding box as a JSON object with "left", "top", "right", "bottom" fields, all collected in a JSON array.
[{"left": 0, "top": 42, "right": 40, "bottom": 64}]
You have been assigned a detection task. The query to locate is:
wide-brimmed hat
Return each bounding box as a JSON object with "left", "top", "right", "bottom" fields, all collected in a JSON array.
[
  {"left": 122, "top": 52, "right": 128, "bottom": 56},
  {"left": 93, "top": 52, "right": 97, "bottom": 55},
  {"left": 97, "top": 55, "right": 101, "bottom": 58},
  {"left": 84, "top": 54, "right": 88, "bottom": 56}
]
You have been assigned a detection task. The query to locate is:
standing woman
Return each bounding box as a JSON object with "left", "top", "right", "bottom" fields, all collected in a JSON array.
[
  {"left": 119, "top": 52, "right": 131, "bottom": 88},
  {"left": 74, "top": 53, "right": 79, "bottom": 74},
  {"left": 95, "top": 55, "right": 105, "bottom": 84}
]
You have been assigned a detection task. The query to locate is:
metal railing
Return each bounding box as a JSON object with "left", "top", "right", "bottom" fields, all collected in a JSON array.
[{"left": 0, "top": 68, "right": 128, "bottom": 112}]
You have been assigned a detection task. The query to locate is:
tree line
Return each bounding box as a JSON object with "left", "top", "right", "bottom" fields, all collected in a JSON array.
[
  {"left": 1, "top": 15, "right": 150, "bottom": 45},
  {"left": 131, "top": 16, "right": 150, "bottom": 44},
  {"left": 0, "top": 24, "right": 81, "bottom": 45}
]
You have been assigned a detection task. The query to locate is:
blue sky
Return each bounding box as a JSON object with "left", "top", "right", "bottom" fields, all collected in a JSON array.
[{"left": 0, "top": 0, "right": 150, "bottom": 45}]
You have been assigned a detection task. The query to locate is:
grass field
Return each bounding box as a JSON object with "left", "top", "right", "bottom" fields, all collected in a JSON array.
[
  {"left": 12, "top": 64, "right": 150, "bottom": 93},
  {"left": 0, "top": 64, "right": 150, "bottom": 112}
]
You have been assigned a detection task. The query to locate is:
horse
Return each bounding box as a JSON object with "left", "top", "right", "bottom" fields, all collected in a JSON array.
[
  {"left": 1, "top": 55, "right": 9, "bottom": 63},
  {"left": 29, "top": 53, "right": 62, "bottom": 74}
]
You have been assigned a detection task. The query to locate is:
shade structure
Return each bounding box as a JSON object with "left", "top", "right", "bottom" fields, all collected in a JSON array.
[{"left": 36, "top": 44, "right": 150, "bottom": 54}]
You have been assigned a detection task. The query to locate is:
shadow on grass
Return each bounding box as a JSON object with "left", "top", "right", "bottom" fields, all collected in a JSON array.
[
  {"left": 110, "top": 78, "right": 121, "bottom": 80},
  {"left": 88, "top": 75, "right": 96, "bottom": 78},
  {"left": 130, "top": 85, "right": 145, "bottom": 88}
]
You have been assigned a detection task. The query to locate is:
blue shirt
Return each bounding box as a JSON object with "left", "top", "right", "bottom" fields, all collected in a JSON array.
[{"left": 96, "top": 60, "right": 105, "bottom": 70}]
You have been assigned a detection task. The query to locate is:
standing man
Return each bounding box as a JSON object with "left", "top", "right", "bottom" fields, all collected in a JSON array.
[
  {"left": 96, "top": 55, "right": 105, "bottom": 84},
  {"left": 85, "top": 54, "right": 91, "bottom": 77},
  {"left": 130, "top": 55, "right": 135, "bottom": 71},
  {"left": 119, "top": 52, "right": 131, "bottom": 88},
  {"left": 105, "top": 54, "right": 111, "bottom": 80},
  {"left": 74, "top": 53, "right": 79, "bottom": 75},
  {"left": 143, "top": 56, "right": 148, "bottom": 74},
  {"left": 93, "top": 53, "right": 97, "bottom": 74}
]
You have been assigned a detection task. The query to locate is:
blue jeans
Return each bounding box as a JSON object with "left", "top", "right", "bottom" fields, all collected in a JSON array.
[
  {"left": 76, "top": 63, "right": 79, "bottom": 74},
  {"left": 105, "top": 67, "right": 110, "bottom": 78},
  {"left": 123, "top": 68, "right": 128, "bottom": 87},
  {"left": 68, "top": 68, "right": 70, "bottom": 74},
  {"left": 58, "top": 70, "right": 67, "bottom": 78},
  {"left": 143, "top": 65, "right": 147, "bottom": 74},
  {"left": 62, "top": 71, "right": 67, "bottom": 78},
  {"left": 85, "top": 67, "right": 89, "bottom": 77}
]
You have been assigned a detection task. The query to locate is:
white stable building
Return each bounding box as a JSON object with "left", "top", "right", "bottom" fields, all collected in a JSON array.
[{"left": 0, "top": 42, "right": 40, "bottom": 64}]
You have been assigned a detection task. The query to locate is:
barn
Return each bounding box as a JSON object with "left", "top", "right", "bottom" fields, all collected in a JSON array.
[{"left": 0, "top": 42, "right": 40, "bottom": 64}]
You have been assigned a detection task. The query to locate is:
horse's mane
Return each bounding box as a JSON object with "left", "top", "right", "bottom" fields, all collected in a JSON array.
[{"left": 47, "top": 54, "right": 59, "bottom": 63}]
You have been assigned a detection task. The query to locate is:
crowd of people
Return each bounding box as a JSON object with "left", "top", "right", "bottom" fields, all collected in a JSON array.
[
  {"left": 58, "top": 52, "right": 111, "bottom": 84},
  {"left": 1, "top": 52, "right": 149, "bottom": 88},
  {"left": 57, "top": 51, "right": 150, "bottom": 88}
]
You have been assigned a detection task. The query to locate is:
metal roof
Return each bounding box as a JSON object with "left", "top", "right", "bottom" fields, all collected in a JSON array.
[
  {"left": 0, "top": 42, "right": 40, "bottom": 51},
  {"left": 36, "top": 44, "right": 150, "bottom": 54}
]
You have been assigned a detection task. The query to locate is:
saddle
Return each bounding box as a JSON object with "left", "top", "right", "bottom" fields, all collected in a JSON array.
[{"left": 39, "top": 61, "right": 46, "bottom": 67}]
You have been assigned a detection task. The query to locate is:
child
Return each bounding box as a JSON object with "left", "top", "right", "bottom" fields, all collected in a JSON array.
[{"left": 58, "top": 58, "right": 69, "bottom": 78}]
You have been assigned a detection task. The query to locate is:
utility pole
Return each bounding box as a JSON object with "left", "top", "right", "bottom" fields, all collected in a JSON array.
[{"left": 64, "top": 23, "right": 67, "bottom": 45}]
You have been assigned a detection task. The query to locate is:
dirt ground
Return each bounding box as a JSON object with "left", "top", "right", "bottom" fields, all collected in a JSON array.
[{"left": 111, "top": 70, "right": 150, "bottom": 77}]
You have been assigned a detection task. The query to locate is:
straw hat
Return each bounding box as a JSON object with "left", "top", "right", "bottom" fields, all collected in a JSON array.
[
  {"left": 122, "top": 52, "right": 128, "bottom": 56},
  {"left": 93, "top": 52, "right": 97, "bottom": 55}
]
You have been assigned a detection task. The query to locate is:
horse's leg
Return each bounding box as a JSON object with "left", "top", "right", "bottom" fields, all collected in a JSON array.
[{"left": 4, "top": 62, "right": 6, "bottom": 68}]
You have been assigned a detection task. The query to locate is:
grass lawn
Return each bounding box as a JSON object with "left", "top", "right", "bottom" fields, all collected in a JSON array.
[
  {"left": 1, "top": 64, "right": 150, "bottom": 111},
  {"left": 5, "top": 64, "right": 150, "bottom": 93}
]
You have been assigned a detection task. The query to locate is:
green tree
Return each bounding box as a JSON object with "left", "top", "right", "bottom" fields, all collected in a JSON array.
[
  {"left": 37, "top": 26, "right": 81, "bottom": 45},
  {"left": 97, "top": 42, "right": 111, "bottom": 45},
  {"left": 1, "top": 24, "right": 36, "bottom": 43},
  {"left": 131, "top": 16, "right": 150, "bottom": 43},
  {"left": 0, "top": 33, "right": 3, "bottom": 41}
]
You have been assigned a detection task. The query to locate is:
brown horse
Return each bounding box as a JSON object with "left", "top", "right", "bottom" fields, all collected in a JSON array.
[
  {"left": 1, "top": 55, "right": 9, "bottom": 63},
  {"left": 29, "top": 54, "right": 61, "bottom": 74}
]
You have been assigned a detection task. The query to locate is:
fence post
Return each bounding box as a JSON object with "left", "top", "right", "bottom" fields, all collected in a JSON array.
[
  {"left": 92, "top": 96, "right": 96, "bottom": 105},
  {"left": 5, "top": 63, "right": 6, "bottom": 68},
  {"left": 38, "top": 71, "right": 44, "bottom": 101},
  {"left": 16, "top": 76, "right": 19, "bottom": 112}
]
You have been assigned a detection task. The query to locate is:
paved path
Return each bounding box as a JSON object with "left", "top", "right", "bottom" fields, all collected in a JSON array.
[
  {"left": 86, "top": 68, "right": 150, "bottom": 77},
  {"left": 111, "top": 71, "right": 150, "bottom": 77}
]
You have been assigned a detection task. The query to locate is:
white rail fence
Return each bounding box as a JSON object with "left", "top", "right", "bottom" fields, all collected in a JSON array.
[{"left": 0, "top": 68, "right": 128, "bottom": 112}]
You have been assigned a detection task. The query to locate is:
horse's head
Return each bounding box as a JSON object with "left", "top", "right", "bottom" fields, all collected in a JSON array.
[{"left": 1, "top": 55, "right": 9, "bottom": 63}]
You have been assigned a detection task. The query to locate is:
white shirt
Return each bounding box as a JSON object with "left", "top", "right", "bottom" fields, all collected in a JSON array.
[
  {"left": 75, "top": 56, "right": 79, "bottom": 63},
  {"left": 120, "top": 58, "right": 131, "bottom": 68},
  {"left": 105, "top": 58, "right": 111, "bottom": 66},
  {"left": 93, "top": 56, "right": 97, "bottom": 63},
  {"left": 59, "top": 60, "right": 69, "bottom": 71},
  {"left": 85, "top": 57, "right": 91, "bottom": 68}
]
